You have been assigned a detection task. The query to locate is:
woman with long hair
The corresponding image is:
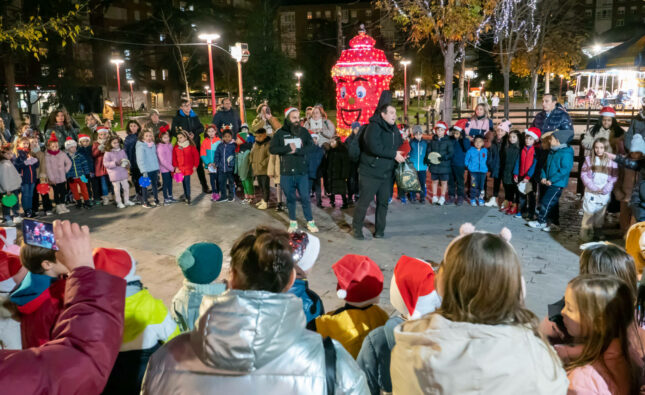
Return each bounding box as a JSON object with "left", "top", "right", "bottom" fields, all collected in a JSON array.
[
  {"left": 391, "top": 226, "right": 568, "bottom": 394},
  {"left": 304, "top": 105, "right": 335, "bottom": 146},
  {"left": 44, "top": 108, "right": 78, "bottom": 144}
]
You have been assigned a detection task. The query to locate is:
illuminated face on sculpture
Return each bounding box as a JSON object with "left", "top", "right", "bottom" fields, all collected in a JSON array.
[{"left": 332, "top": 29, "right": 393, "bottom": 137}]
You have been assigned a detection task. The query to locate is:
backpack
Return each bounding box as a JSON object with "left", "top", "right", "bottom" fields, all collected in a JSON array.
[{"left": 347, "top": 124, "right": 368, "bottom": 163}]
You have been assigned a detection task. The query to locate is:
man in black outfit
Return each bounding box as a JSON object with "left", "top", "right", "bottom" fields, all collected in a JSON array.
[
  {"left": 171, "top": 99, "right": 210, "bottom": 194},
  {"left": 352, "top": 91, "right": 405, "bottom": 239}
]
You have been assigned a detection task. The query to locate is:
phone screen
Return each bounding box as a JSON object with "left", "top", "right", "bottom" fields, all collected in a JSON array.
[{"left": 22, "top": 219, "right": 58, "bottom": 251}]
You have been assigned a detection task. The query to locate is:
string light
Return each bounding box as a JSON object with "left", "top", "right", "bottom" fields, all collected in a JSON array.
[{"left": 331, "top": 28, "right": 393, "bottom": 137}]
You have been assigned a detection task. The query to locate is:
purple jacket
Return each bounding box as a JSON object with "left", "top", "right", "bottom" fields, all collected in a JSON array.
[
  {"left": 45, "top": 150, "right": 72, "bottom": 184},
  {"left": 103, "top": 149, "right": 129, "bottom": 182},
  {"left": 156, "top": 143, "right": 173, "bottom": 173},
  {"left": 580, "top": 156, "right": 618, "bottom": 195}
]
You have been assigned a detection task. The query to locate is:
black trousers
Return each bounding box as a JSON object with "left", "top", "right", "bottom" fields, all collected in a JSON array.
[
  {"left": 32, "top": 188, "right": 52, "bottom": 212},
  {"left": 352, "top": 174, "right": 392, "bottom": 236},
  {"left": 448, "top": 166, "right": 465, "bottom": 197},
  {"left": 256, "top": 175, "right": 270, "bottom": 202},
  {"left": 53, "top": 183, "right": 66, "bottom": 205},
  {"left": 503, "top": 183, "right": 518, "bottom": 203},
  {"left": 347, "top": 165, "right": 359, "bottom": 200},
  {"left": 193, "top": 140, "right": 208, "bottom": 190}
]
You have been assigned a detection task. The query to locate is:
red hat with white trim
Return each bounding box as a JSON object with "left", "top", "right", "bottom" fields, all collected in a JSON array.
[
  {"left": 0, "top": 251, "right": 25, "bottom": 293},
  {"left": 453, "top": 118, "right": 468, "bottom": 132},
  {"left": 599, "top": 106, "right": 616, "bottom": 118},
  {"left": 390, "top": 256, "right": 441, "bottom": 318},
  {"left": 333, "top": 254, "right": 383, "bottom": 307},
  {"left": 435, "top": 121, "right": 448, "bottom": 130},
  {"left": 284, "top": 107, "right": 299, "bottom": 118},
  {"left": 78, "top": 134, "right": 91, "bottom": 142},
  {"left": 47, "top": 132, "right": 58, "bottom": 143},
  {"left": 92, "top": 248, "right": 140, "bottom": 283},
  {"left": 96, "top": 125, "right": 110, "bottom": 135},
  {"left": 525, "top": 127, "right": 542, "bottom": 141},
  {"left": 64, "top": 136, "right": 77, "bottom": 149}
]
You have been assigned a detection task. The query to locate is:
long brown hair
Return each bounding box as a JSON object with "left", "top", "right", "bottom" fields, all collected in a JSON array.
[
  {"left": 590, "top": 137, "right": 612, "bottom": 171},
  {"left": 579, "top": 243, "right": 637, "bottom": 301},
  {"left": 564, "top": 275, "right": 639, "bottom": 391},
  {"left": 44, "top": 108, "right": 72, "bottom": 130}
]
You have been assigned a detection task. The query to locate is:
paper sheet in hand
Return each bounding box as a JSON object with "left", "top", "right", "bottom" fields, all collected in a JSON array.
[{"left": 284, "top": 138, "right": 302, "bottom": 148}]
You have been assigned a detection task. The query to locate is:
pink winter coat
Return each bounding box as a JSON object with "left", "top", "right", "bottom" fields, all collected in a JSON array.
[
  {"left": 45, "top": 150, "right": 72, "bottom": 184},
  {"left": 103, "top": 149, "right": 129, "bottom": 182},
  {"left": 580, "top": 156, "right": 618, "bottom": 195},
  {"left": 156, "top": 143, "right": 174, "bottom": 174}
]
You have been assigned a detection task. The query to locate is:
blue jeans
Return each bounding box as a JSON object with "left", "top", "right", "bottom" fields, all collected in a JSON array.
[
  {"left": 209, "top": 172, "right": 219, "bottom": 194},
  {"left": 21, "top": 183, "right": 35, "bottom": 211},
  {"left": 142, "top": 170, "right": 159, "bottom": 203},
  {"left": 470, "top": 172, "right": 486, "bottom": 200},
  {"left": 218, "top": 171, "right": 235, "bottom": 200},
  {"left": 161, "top": 172, "right": 173, "bottom": 200},
  {"left": 281, "top": 174, "right": 313, "bottom": 221},
  {"left": 537, "top": 185, "right": 562, "bottom": 225},
  {"left": 182, "top": 176, "right": 191, "bottom": 199}
]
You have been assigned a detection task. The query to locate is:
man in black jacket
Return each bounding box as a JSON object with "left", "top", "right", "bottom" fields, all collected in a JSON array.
[
  {"left": 352, "top": 93, "right": 405, "bottom": 240},
  {"left": 211, "top": 97, "right": 241, "bottom": 137},
  {"left": 171, "top": 99, "right": 210, "bottom": 194},
  {"left": 270, "top": 107, "right": 319, "bottom": 234}
]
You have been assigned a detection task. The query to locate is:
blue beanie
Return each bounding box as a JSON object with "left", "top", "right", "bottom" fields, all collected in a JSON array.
[
  {"left": 177, "top": 242, "right": 223, "bottom": 284},
  {"left": 350, "top": 122, "right": 361, "bottom": 130}
]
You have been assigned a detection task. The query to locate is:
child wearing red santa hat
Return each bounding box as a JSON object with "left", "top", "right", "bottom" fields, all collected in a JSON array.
[
  {"left": 313, "top": 254, "right": 388, "bottom": 358},
  {"left": 357, "top": 255, "right": 440, "bottom": 394}
]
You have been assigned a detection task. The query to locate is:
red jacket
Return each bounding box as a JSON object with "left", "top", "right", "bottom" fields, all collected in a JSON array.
[
  {"left": 0, "top": 267, "right": 125, "bottom": 395},
  {"left": 17, "top": 277, "right": 66, "bottom": 348},
  {"left": 92, "top": 141, "right": 108, "bottom": 177},
  {"left": 172, "top": 144, "right": 200, "bottom": 176}
]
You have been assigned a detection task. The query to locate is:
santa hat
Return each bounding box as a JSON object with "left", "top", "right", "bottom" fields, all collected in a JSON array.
[
  {"left": 96, "top": 126, "right": 110, "bottom": 135},
  {"left": 0, "top": 227, "right": 18, "bottom": 255},
  {"left": 390, "top": 256, "right": 441, "bottom": 319},
  {"left": 497, "top": 120, "right": 512, "bottom": 133},
  {"left": 64, "top": 136, "right": 77, "bottom": 149},
  {"left": 599, "top": 106, "right": 616, "bottom": 118},
  {"left": 289, "top": 232, "right": 320, "bottom": 272},
  {"left": 0, "top": 251, "right": 26, "bottom": 293},
  {"left": 47, "top": 132, "right": 58, "bottom": 144},
  {"left": 453, "top": 118, "right": 468, "bottom": 132},
  {"left": 525, "top": 127, "right": 541, "bottom": 141},
  {"left": 78, "top": 134, "right": 91, "bottom": 142},
  {"left": 435, "top": 121, "right": 448, "bottom": 130},
  {"left": 333, "top": 254, "right": 383, "bottom": 307},
  {"left": 284, "top": 107, "right": 299, "bottom": 118},
  {"left": 92, "top": 248, "right": 140, "bottom": 283}
]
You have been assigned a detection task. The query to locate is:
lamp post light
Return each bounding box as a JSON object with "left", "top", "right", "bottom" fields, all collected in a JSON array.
[
  {"left": 559, "top": 74, "right": 564, "bottom": 100},
  {"left": 110, "top": 58, "right": 124, "bottom": 129},
  {"left": 142, "top": 89, "right": 148, "bottom": 110},
  {"left": 198, "top": 33, "right": 221, "bottom": 116},
  {"left": 295, "top": 71, "right": 303, "bottom": 110},
  {"left": 127, "top": 80, "right": 135, "bottom": 115},
  {"left": 400, "top": 59, "right": 411, "bottom": 122},
  {"left": 230, "top": 42, "right": 250, "bottom": 123},
  {"left": 415, "top": 77, "right": 422, "bottom": 110}
]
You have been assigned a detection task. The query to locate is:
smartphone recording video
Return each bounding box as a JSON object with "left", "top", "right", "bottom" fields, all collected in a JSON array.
[{"left": 22, "top": 219, "right": 58, "bottom": 251}]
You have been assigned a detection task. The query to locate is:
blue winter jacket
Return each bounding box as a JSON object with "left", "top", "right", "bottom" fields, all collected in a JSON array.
[
  {"left": 124, "top": 134, "right": 139, "bottom": 170},
  {"left": 540, "top": 144, "right": 574, "bottom": 188},
  {"left": 66, "top": 151, "right": 90, "bottom": 179},
  {"left": 307, "top": 144, "right": 324, "bottom": 179},
  {"left": 356, "top": 316, "right": 405, "bottom": 395},
  {"left": 78, "top": 145, "right": 94, "bottom": 175},
  {"left": 171, "top": 281, "right": 226, "bottom": 332},
  {"left": 13, "top": 150, "right": 39, "bottom": 184},
  {"left": 451, "top": 136, "right": 471, "bottom": 167},
  {"left": 409, "top": 139, "right": 428, "bottom": 171},
  {"left": 531, "top": 103, "right": 573, "bottom": 134},
  {"left": 288, "top": 278, "right": 324, "bottom": 324},
  {"left": 213, "top": 141, "right": 236, "bottom": 172},
  {"left": 135, "top": 141, "right": 160, "bottom": 173},
  {"left": 464, "top": 147, "right": 488, "bottom": 173}
]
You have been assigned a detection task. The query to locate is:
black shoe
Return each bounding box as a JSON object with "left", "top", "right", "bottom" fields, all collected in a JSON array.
[
  {"left": 276, "top": 203, "right": 284, "bottom": 212},
  {"left": 373, "top": 233, "right": 385, "bottom": 239},
  {"left": 353, "top": 230, "right": 365, "bottom": 240},
  {"left": 186, "top": 198, "right": 191, "bottom": 205},
  {"left": 202, "top": 187, "right": 212, "bottom": 194},
  {"left": 83, "top": 202, "right": 92, "bottom": 209},
  {"left": 75, "top": 201, "right": 82, "bottom": 209}
]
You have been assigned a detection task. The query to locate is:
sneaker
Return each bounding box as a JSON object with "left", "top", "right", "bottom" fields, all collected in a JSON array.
[
  {"left": 431, "top": 196, "right": 439, "bottom": 205},
  {"left": 288, "top": 221, "right": 298, "bottom": 233},
  {"left": 257, "top": 200, "right": 268, "bottom": 210},
  {"left": 142, "top": 203, "right": 153, "bottom": 209},
  {"left": 353, "top": 230, "right": 365, "bottom": 240},
  {"left": 45, "top": 211, "right": 53, "bottom": 216},
  {"left": 101, "top": 196, "right": 110, "bottom": 206},
  {"left": 514, "top": 212, "right": 523, "bottom": 219},
  {"left": 117, "top": 203, "right": 126, "bottom": 209},
  {"left": 445, "top": 195, "right": 454, "bottom": 205},
  {"left": 400, "top": 197, "right": 407, "bottom": 204},
  {"left": 438, "top": 196, "right": 445, "bottom": 206},
  {"left": 186, "top": 198, "right": 191, "bottom": 205},
  {"left": 228, "top": 197, "right": 235, "bottom": 202},
  {"left": 276, "top": 203, "right": 284, "bottom": 212},
  {"left": 546, "top": 224, "right": 560, "bottom": 232},
  {"left": 528, "top": 221, "right": 547, "bottom": 229},
  {"left": 211, "top": 193, "right": 218, "bottom": 202},
  {"left": 150, "top": 201, "right": 158, "bottom": 208},
  {"left": 470, "top": 199, "right": 477, "bottom": 206},
  {"left": 478, "top": 199, "right": 485, "bottom": 206},
  {"left": 456, "top": 196, "right": 464, "bottom": 206},
  {"left": 83, "top": 202, "right": 92, "bottom": 209},
  {"left": 13, "top": 216, "right": 23, "bottom": 225},
  {"left": 485, "top": 197, "right": 498, "bottom": 207},
  {"left": 307, "top": 221, "right": 319, "bottom": 233},
  {"left": 124, "top": 200, "right": 135, "bottom": 206},
  {"left": 75, "top": 201, "right": 82, "bottom": 209}
]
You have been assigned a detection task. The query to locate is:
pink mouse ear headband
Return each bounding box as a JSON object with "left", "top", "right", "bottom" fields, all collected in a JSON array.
[{"left": 459, "top": 222, "right": 512, "bottom": 242}]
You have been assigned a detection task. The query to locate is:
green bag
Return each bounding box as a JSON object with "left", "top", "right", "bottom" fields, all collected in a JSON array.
[{"left": 395, "top": 159, "right": 421, "bottom": 192}]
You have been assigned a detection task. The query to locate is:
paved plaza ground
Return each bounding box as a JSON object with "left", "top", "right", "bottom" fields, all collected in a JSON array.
[{"left": 53, "top": 176, "right": 613, "bottom": 319}]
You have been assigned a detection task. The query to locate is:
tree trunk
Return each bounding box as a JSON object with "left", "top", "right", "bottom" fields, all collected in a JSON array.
[
  {"left": 458, "top": 58, "right": 466, "bottom": 111},
  {"left": 3, "top": 61, "right": 20, "bottom": 123},
  {"left": 442, "top": 41, "right": 455, "bottom": 123},
  {"left": 503, "top": 66, "right": 510, "bottom": 119},
  {"left": 529, "top": 71, "right": 539, "bottom": 108},
  {"left": 544, "top": 67, "right": 550, "bottom": 94}
]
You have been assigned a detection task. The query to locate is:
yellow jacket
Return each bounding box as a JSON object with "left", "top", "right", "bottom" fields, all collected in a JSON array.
[
  {"left": 315, "top": 304, "right": 389, "bottom": 358},
  {"left": 626, "top": 222, "right": 645, "bottom": 275}
]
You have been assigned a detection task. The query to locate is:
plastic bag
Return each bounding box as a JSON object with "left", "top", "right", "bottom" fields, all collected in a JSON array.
[
  {"left": 582, "top": 192, "right": 610, "bottom": 214},
  {"left": 395, "top": 159, "right": 421, "bottom": 192}
]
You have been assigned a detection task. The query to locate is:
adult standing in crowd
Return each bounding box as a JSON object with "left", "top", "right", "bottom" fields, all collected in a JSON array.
[
  {"left": 44, "top": 108, "right": 79, "bottom": 145},
  {"left": 491, "top": 94, "right": 500, "bottom": 115},
  {"left": 531, "top": 94, "right": 573, "bottom": 135},
  {"left": 269, "top": 107, "right": 319, "bottom": 233},
  {"left": 144, "top": 109, "right": 169, "bottom": 137},
  {"left": 624, "top": 97, "right": 645, "bottom": 152},
  {"left": 352, "top": 91, "right": 404, "bottom": 240},
  {"left": 0, "top": 101, "right": 16, "bottom": 139},
  {"left": 304, "top": 104, "right": 335, "bottom": 146},
  {"left": 80, "top": 113, "right": 102, "bottom": 141},
  {"left": 171, "top": 99, "right": 210, "bottom": 194},
  {"left": 212, "top": 97, "right": 241, "bottom": 137},
  {"left": 142, "top": 226, "right": 366, "bottom": 394},
  {"left": 251, "top": 102, "right": 281, "bottom": 136}
]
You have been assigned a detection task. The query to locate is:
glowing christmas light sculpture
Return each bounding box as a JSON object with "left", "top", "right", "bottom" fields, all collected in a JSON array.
[{"left": 332, "top": 27, "right": 393, "bottom": 137}]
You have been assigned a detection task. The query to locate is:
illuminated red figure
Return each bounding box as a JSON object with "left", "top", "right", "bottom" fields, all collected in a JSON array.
[{"left": 332, "top": 28, "right": 393, "bottom": 137}]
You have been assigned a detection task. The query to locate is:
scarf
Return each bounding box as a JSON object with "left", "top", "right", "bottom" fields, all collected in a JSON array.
[
  {"left": 146, "top": 141, "right": 154, "bottom": 148},
  {"left": 178, "top": 140, "right": 190, "bottom": 148},
  {"left": 519, "top": 145, "right": 535, "bottom": 178},
  {"left": 47, "top": 149, "right": 60, "bottom": 155}
]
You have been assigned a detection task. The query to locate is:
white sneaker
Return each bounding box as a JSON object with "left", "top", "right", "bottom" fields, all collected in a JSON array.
[
  {"left": 288, "top": 221, "right": 298, "bottom": 233},
  {"left": 101, "top": 196, "right": 110, "bottom": 206},
  {"left": 431, "top": 196, "right": 439, "bottom": 204},
  {"left": 545, "top": 224, "right": 560, "bottom": 232},
  {"left": 485, "top": 197, "right": 498, "bottom": 207},
  {"left": 257, "top": 200, "right": 268, "bottom": 210},
  {"left": 438, "top": 196, "right": 445, "bottom": 206},
  {"left": 117, "top": 203, "right": 126, "bottom": 209},
  {"left": 13, "top": 216, "right": 23, "bottom": 224},
  {"left": 124, "top": 200, "right": 135, "bottom": 206},
  {"left": 528, "top": 220, "right": 547, "bottom": 229},
  {"left": 307, "top": 221, "right": 319, "bottom": 233}
]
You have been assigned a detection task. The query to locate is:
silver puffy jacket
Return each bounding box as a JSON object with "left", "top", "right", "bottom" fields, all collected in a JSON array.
[{"left": 142, "top": 289, "right": 369, "bottom": 395}]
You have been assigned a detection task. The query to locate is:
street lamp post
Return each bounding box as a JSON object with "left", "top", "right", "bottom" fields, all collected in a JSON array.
[
  {"left": 198, "top": 33, "right": 221, "bottom": 116},
  {"left": 415, "top": 77, "right": 422, "bottom": 111},
  {"left": 142, "top": 89, "right": 148, "bottom": 110},
  {"left": 295, "top": 71, "right": 303, "bottom": 110},
  {"left": 127, "top": 80, "right": 135, "bottom": 115},
  {"left": 559, "top": 74, "right": 564, "bottom": 100},
  {"left": 110, "top": 58, "right": 124, "bottom": 129},
  {"left": 400, "top": 59, "right": 411, "bottom": 122},
  {"left": 230, "top": 42, "right": 250, "bottom": 123}
]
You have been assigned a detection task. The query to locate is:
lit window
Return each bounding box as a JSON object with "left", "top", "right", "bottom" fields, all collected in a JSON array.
[
  {"left": 160, "top": 33, "right": 165, "bottom": 42},
  {"left": 315, "top": 11, "right": 321, "bottom": 18},
  {"left": 350, "top": 10, "right": 357, "bottom": 19},
  {"left": 150, "top": 69, "right": 156, "bottom": 80},
  {"left": 124, "top": 49, "right": 131, "bottom": 60},
  {"left": 325, "top": 10, "right": 331, "bottom": 19},
  {"left": 617, "top": 7, "right": 625, "bottom": 16},
  {"left": 307, "top": 11, "right": 312, "bottom": 19},
  {"left": 125, "top": 68, "right": 132, "bottom": 80},
  {"left": 366, "top": 9, "right": 372, "bottom": 17},
  {"left": 179, "top": 1, "right": 186, "bottom": 11},
  {"left": 188, "top": 4, "right": 194, "bottom": 11},
  {"left": 134, "top": 10, "right": 140, "bottom": 20},
  {"left": 202, "top": 72, "right": 208, "bottom": 82},
  {"left": 162, "top": 69, "right": 168, "bottom": 80},
  {"left": 616, "top": 18, "right": 624, "bottom": 26},
  {"left": 41, "top": 65, "right": 50, "bottom": 77},
  {"left": 58, "top": 68, "right": 65, "bottom": 78}
]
